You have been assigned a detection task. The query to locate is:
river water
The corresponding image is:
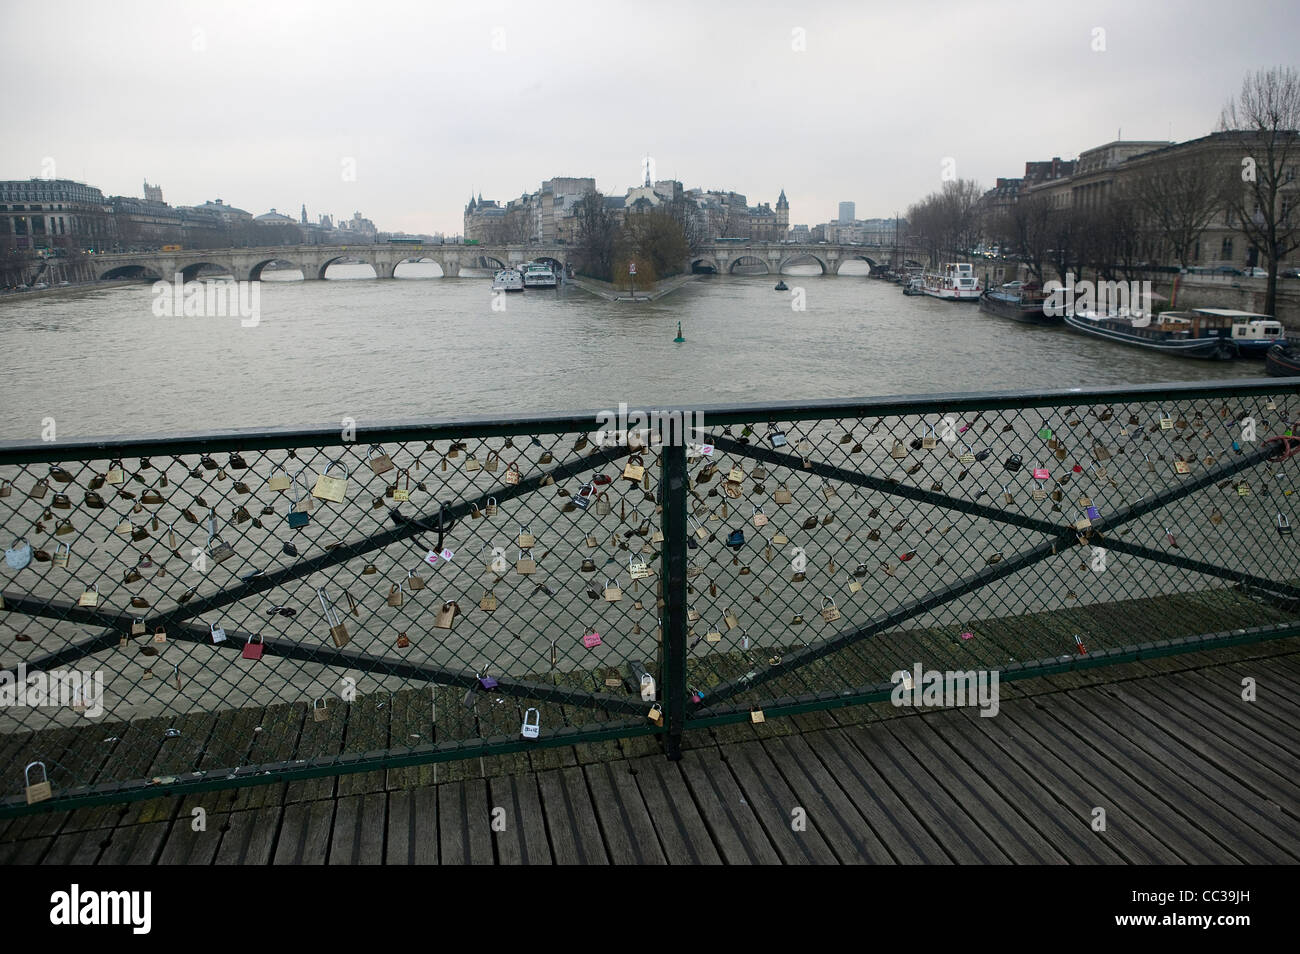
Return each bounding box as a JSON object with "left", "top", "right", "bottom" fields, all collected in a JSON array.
[{"left": 0, "top": 266, "right": 1254, "bottom": 441}]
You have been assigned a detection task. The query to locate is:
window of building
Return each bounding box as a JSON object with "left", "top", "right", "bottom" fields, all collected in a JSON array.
[{"left": 1221, "top": 237, "right": 1233, "bottom": 259}]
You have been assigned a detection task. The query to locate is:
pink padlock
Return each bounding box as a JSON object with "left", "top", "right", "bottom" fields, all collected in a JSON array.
[
  {"left": 1032, "top": 467, "right": 1050, "bottom": 480},
  {"left": 581, "top": 630, "right": 602, "bottom": 649}
]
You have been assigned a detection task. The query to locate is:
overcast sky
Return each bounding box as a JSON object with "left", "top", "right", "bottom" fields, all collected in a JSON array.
[{"left": 3, "top": 0, "right": 1297, "bottom": 234}]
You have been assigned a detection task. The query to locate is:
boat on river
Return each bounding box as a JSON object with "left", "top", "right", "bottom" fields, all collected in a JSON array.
[
  {"left": 978, "top": 284, "right": 1059, "bottom": 324},
  {"left": 491, "top": 269, "right": 524, "bottom": 292},
  {"left": 1266, "top": 342, "right": 1300, "bottom": 376},
  {"left": 921, "top": 263, "right": 980, "bottom": 301},
  {"left": 1063, "top": 308, "right": 1241, "bottom": 360},
  {"left": 521, "top": 262, "right": 557, "bottom": 288}
]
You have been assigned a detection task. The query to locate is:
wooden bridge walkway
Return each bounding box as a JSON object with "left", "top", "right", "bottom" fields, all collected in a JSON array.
[{"left": 2, "top": 638, "right": 1297, "bottom": 864}]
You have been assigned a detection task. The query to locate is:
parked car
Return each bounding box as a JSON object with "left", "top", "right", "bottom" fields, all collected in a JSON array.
[
  {"left": 1279, "top": 267, "right": 1300, "bottom": 279},
  {"left": 1214, "top": 266, "right": 1245, "bottom": 276},
  {"left": 1243, "top": 266, "right": 1268, "bottom": 277}
]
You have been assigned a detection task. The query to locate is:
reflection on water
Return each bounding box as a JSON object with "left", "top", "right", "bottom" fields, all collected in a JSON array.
[{"left": 0, "top": 272, "right": 1257, "bottom": 439}]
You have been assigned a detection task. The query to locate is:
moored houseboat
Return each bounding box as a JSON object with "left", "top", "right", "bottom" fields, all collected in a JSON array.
[{"left": 921, "top": 262, "right": 980, "bottom": 301}]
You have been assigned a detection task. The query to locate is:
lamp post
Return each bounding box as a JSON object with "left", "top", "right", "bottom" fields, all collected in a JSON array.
[{"left": 629, "top": 260, "right": 636, "bottom": 299}]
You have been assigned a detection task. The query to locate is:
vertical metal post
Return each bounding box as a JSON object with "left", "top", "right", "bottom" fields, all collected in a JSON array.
[{"left": 660, "top": 440, "right": 688, "bottom": 760}]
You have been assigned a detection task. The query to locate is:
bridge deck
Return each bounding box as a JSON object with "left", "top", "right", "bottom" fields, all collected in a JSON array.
[{"left": 3, "top": 638, "right": 1296, "bottom": 864}]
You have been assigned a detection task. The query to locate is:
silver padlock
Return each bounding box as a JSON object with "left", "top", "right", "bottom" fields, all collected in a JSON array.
[
  {"left": 209, "top": 620, "right": 227, "bottom": 643},
  {"left": 521, "top": 707, "right": 541, "bottom": 740},
  {"left": 640, "top": 672, "right": 657, "bottom": 702}
]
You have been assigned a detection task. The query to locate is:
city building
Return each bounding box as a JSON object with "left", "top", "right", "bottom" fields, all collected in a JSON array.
[
  {"left": 0, "top": 178, "right": 113, "bottom": 252},
  {"left": 838, "top": 201, "right": 855, "bottom": 224}
]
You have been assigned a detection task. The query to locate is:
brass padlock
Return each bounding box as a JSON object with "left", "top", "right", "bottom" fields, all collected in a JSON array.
[
  {"left": 311, "top": 461, "right": 350, "bottom": 503},
  {"left": 25, "top": 762, "right": 52, "bottom": 805},
  {"left": 479, "top": 590, "right": 497, "bottom": 612},
  {"left": 318, "top": 587, "right": 350, "bottom": 647},
  {"left": 435, "top": 600, "right": 459, "bottom": 630},
  {"left": 387, "top": 583, "right": 404, "bottom": 607}
]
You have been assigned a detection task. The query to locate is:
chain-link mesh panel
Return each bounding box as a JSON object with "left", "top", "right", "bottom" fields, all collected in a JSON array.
[
  {"left": 1, "top": 383, "right": 1298, "bottom": 812},
  {"left": 1, "top": 425, "right": 668, "bottom": 810},
  {"left": 679, "top": 389, "right": 1300, "bottom": 720}
]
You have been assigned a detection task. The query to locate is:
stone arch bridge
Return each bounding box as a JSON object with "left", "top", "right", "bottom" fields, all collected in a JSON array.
[{"left": 88, "top": 242, "right": 924, "bottom": 283}]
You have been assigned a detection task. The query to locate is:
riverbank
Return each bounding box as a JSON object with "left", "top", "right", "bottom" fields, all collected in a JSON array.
[{"left": 568, "top": 272, "right": 702, "bottom": 302}]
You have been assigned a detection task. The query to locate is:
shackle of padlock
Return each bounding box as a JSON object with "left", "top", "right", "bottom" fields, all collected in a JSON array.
[
  {"left": 317, "top": 586, "right": 342, "bottom": 628},
  {"left": 25, "top": 761, "right": 48, "bottom": 787}
]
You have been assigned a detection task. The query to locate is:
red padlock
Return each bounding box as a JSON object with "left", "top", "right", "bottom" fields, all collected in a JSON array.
[
  {"left": 1074, "top": 634, "right": 1088, "bottom": 655},
  {"left": 241, "top": 634, "right": 264, "bottom": 660}
]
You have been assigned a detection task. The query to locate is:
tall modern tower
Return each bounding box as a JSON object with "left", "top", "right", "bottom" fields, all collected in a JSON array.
[{"left": 838, "top": 201, "right": 855, "bottom": 224}]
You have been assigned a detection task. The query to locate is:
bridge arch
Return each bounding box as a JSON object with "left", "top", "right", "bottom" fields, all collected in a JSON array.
[
  {"left": 728, "top": 255, "right": 769, "bottom": 275},
  {"left": 175, "top": 261, "right": 237, "bottom": 282},
  {"left": 777, "top": 254, "right": 830, "bottom": 275},
  {"left": 249, "top": 258, "right": 302, "bottom": 281},
  {"left": 392, "top": 257, "right": 445, "bottom": 278},
  {"left": 690, "top": 256, "right": 719, "bottom": 274},
  {"left": 99, "top": 264, "right": 164, "bottom": 283},
  {"left": 533, "top": 256, "right": 564, "bottom": 275},
  {"left": 318, "top": 255, "right": 377, "bottom": 280},
  {"left": 836, "top": 255, "right": 877, "bottom": 275}
]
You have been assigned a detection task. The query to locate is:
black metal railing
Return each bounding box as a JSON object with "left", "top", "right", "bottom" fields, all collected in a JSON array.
[{"left": 1, "top": 379, "right": 1298, "bottom": 815}]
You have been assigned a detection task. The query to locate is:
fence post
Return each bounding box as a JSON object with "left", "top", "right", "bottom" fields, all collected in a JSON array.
[{"left": 660, "top": 440, "right": 689, "bottom": 760}]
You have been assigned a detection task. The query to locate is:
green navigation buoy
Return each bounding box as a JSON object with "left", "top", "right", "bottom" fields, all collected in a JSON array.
[{"left": 674, "top": 322, "right": 685, "bottom": 343}]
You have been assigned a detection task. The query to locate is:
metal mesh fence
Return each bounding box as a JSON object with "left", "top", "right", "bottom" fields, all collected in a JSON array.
[{"left": 2, "top": 381, "right": 1298, "bottom": 813}]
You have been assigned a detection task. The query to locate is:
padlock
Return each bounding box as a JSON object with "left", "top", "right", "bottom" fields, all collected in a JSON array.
[
  {"left": 504, "top": 462, "right": 522, "bottom": 486},
  {"left": 1276, "top": 513, "right": 1292, "bottom": 536},
  {"left": 582, "top": 628, "right": 602, "bottom": 648},
  {"left": 485, "top": 496, "right": 498, "bottom": 516},
  {"left": 648, "top": 703, "right": 664, "bottom": 725},
  {"left": 1001, "top": 485, "right": 1015, "bottom": 505},
  {"left": 1032, "top": 466, "right": 1049, "bottom": 480},
  {"left": 768, "top": 428, "right": 787, "bottom": 448},
  {"left": 821, "top": 597, "right": 841, "bottom": 622},
  {"left": 50, "top": 542, "right": 71, "bottom": 568},
  {"left": 435, "top": 600, "right": 459, "bottom": 630},
  {"left": 106, "top": 461, "right": 125, "bottom": 484},
  {"left": 482, "top": 450, "right": 500, "bottom": 472},
  {"left": 1237, "top": 482, "right": 1252, "bottom": 497},
  {"left": 750, "top": 709, "right": 766, "bottom": 724},
  {"left": 594, "top": 493, "right": 611, "bottom": 516},
  {"left": 516, "top": 548, "right": 537, "bottom": 575},
  {"left": 624, "top": 454, "right": 646, "bottom": 482},
  {"left": 1165, "top": 528, "right": 1179, "bottom": 548},
  {"left": 1174, "top": 460, "right": 1190, "bottom": 474},
  {"left": 311, "top": 461, "right": 350, "bottom": 503},
  {"left": 367, "top": 444, "right": 395, "bottom": 475},
  {"left": 313, "top": 698, "right": 330, "bottom": 722},
  {"left": 77, "top": 584, "right": 99, "bottom": 607},
  {"left": 518, "top": 525, "right": 536, "bottom": 548},
  {"left": 208, "top": 535, "right": 236, "bottom": 563},
  {"left": 639, "top": 672, "right": 657, "bottom": 701},
  {"left": 268, "top": 470, "right": 291, "bottom": 492},
  {"left": 603, "top": 579, "right": 623, "bottom": 602},
  {"left": 393, "top": 469, "right": 411, "bottom": 502},
  {"left": 131, "top": 617, "right": 146, "bottom": 636},
  {"left": 387, "top": 583, "right": 404, "bottom": 607},
  {"left": 242, "top": 634, "right": 265, "bottom": 660},
  {"left": 209, "top": 620, "right": 227, "bottom": 643},
  {"left": 24, "top": 761, "right": 52, "bottom": 805},
  {"left": 318, "top": 587, "right": 349, "bottom": 647},
  {"left": 406, "top": 569, "right": 425, "bottom": 591},
  {"left": 1074, "top": 634, "right": 1088, "bottom": 655},
  {"left": 479, "top": 589, "right": 497, "bottom": 612},
  {"left": 5, "top": 537, "right": 33, "bottom": 570},
  {"left": 521, "top": 708, "right": 541, "bottom": 740},
  {"left": 629, "top": 554, "right": 651, "bottom": 580},
  {"left": 773, "top": 485, "right": 793, "bottom": 505}
]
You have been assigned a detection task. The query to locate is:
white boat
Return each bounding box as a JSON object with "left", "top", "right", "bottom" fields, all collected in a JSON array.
[
  {"left": 491, "top": 269, "right": 524, "bottom": 292},
  {"left": 521, "top": 262, "right": 558, "bottom": 288},
  {"left": 921, "top": 262, "right": 980, "bottom": 301}
]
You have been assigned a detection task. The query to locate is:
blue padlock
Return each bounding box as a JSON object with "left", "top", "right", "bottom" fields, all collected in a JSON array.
[
  {"left": 1086, "top": 505, "right": 1100, "bottom": 521},
  {"left": 726, "top": 529, "right": 745, "bottom": 548}
]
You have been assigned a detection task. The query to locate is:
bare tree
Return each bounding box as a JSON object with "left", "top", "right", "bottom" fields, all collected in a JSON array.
[
  {"left": 1219, "top": 65, "right": 1300, "bottom": 315},
  {"left": 1130, "top": 152, "right": 1232, "bottom": 269}
]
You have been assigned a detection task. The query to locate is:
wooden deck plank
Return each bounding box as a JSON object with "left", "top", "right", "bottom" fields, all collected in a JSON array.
[
  {"left": 386, "top": 689, "right": 436, "bottom": 790},
  {"left": 1070, "top": 687, "right": 1299, "bottom": 861},
  {"left": 1102, "top": 682, "right": 1299, "bottom": 816},
  {"left": 582, "top": 761, "right": 666, "bottom": 864},
  {"left": 1052, "top": 688, "right": 1279, "bottom": 863},
  {"left": 534, "top": 766, "right": 608, "bottom": 864},
  {"left": 433, "top": 685, "right": 482, "bottom": 783},
  {"left": 940, "top": 710, "right": 1125, "bottom": 864},
  {"left": 97, "top": 820, "right": 169, "bottom": 865},
  {"left": 628, "top": 755, "right": 723, "bottom": 865},
  {"left": 41, "top": 827, "right": 107, "bottom": 864},
  {"left": 284, "top": 696, "right": 344, "bottom": 803},
  {"left": 272, "top": 800, "right": 335, "bottom": 864},
  {"left": 843, "top": 721, "right": 1013, "bottom": 864},
  {"left": 437, "top": 778, "right": 494, "bottom": 864},
  {"left": 884, "top": 714, "right": 1069, "bottom": 864},
  {"left": 997, "top": 703, "right": 1226, "bottom": 863},
  {"left": 721, "top": 740, "right": 840, "bottom": 864},
  {"left": 487, "top": 774, "right": 552, "bottom": 865},
  {"left": 757, "top": 733, "right": 894, "bottom": 864},
  {"left": 677, "top": 747, "right": 781, "bottom": 864},
  {"left": 0, "top": 836, "right": 53, "bottom": 864},
  {"left": 155, "top": 811, "right": 223, "bottom": 865},
  {"left": 337, "top": 694, "right": 390, "bottom": 796},
  {"left": 385, "top": 789, "right": 439, "bottom": 864},
  {"left": 229, "top": 700, "right": 302, "bottom": 811},
  {"left": 214, "top": 808, "right": 281, "bottom": 864},
  {"left": 328, "top": 793, "right": 387, "bottom": 864}
]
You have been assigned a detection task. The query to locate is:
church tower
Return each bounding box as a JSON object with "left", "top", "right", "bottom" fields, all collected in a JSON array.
[{"left": 776, "top": 188, "right": 789, "bottom": 233}]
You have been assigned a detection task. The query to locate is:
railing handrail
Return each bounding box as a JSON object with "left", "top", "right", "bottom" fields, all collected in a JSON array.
[{"left": 1, "top": 378, "right": 1293, "bottom": 464}]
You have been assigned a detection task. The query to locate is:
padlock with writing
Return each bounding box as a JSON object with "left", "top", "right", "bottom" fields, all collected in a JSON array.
[
  {"left": 435, "top": 600, "right": 459, "bottom": 630},
  {"left": 209, "top": 620, "right": 227, "bottom": 643},
  {"left": 24, "top": 761, "right": 52, "bottom": 805},
  {"left": 311, "top": 461, "right": 350, "bottom": 503},
  {"left": 367, "top": 444, "right": 395, "bottom": 475},
  {"left": 521, "top": 708, "right": 541, "bottom": 740}
]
